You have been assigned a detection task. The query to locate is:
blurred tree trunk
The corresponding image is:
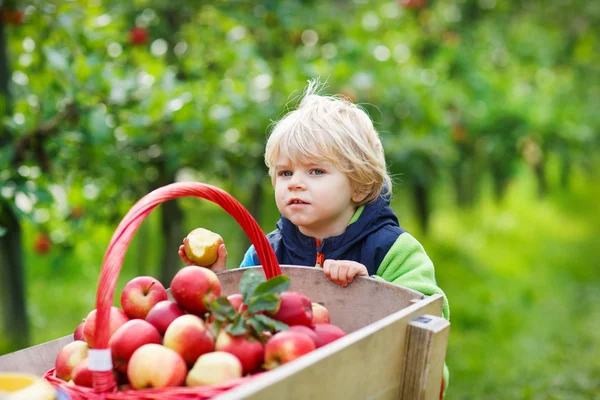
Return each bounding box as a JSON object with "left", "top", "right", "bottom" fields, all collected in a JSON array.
[
  {"left": 0, "top": 19, "right": 29, "bottom": 351},
  {"left": 490, "top": 165, "right": 510, "bottom": 204},
  {"left": 534, "top": 161, "right": 548, "bottom": 198},
  {"left": 413, "top": 182, "right": 430, "bottom": 234},
  {"left": 152, "top": 157, "right": 183, "bottom": 286}
]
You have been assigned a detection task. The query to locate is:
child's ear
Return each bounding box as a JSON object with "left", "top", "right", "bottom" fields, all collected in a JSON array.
[{"left": 352, "top": 189, "right": 368, "bottom": 204}]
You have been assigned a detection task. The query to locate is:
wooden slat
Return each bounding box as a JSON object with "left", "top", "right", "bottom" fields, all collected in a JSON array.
[
  {"left": 0, "top": 335, "right": 72, "bottom": 375},
  {"left": 400, "top": 315, "right": 450, "bottom": 400},
  {"left": 213, "top": 294, "right": 444, "bottom": 400}
]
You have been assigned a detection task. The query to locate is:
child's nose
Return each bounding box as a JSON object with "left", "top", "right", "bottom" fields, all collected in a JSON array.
[{"left": 288, "top": 174, "right": 306, "bottom": 190}]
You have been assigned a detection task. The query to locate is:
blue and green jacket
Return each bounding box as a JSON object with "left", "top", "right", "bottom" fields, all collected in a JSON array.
[{"left": 239, "top": 195, "right": 450, "bottom": 321}]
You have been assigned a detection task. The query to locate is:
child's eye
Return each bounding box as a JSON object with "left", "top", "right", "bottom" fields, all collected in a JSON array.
[
  {"left": 310, "top": 169, "right": 325, "bottom": 175},
  {"left": 278, "top": 170, "right": 293, "bottom": 177}
]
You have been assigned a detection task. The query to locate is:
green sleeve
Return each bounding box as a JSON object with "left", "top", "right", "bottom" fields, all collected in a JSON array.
[{"left": 375, "top": 233, "right": 450, "bottom": 321}]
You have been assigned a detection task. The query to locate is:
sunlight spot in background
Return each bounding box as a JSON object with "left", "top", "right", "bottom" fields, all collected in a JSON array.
[
  {"left": 107, "top": 43, "right": 122, "bottom": 58},
  {"left": 227, "top": 26, "right": 247, "bottom": 42},
  {"left": 362, "top": 12, "right": 380, "bottom": 31},
  {"left": 321, "top": 43, "right": 337, "bottom": 59},
  {"left": 151, "top": 39, "right": 168, "bottom": 57},
  {"left": 301, "top": 30, "right": 319, "bottom": 47},
  {"left": 95, "top": 14, "right": 111, "bottom": 28},
  {"left": 380, "top": 2, "right": 401, "bottom": 19},
  {"left": 393, "top": 43, "right": 411, "bottom": 63},
  {"left": 12, "top": 71, "right": 28, "bottom": 85},
  {"left": 19, "top": 53, "right": 32, "bottom": 67},
  {"left": 253, "top": 74, "right": 272, "bottom": 90},
  {"left": 34, "top": 209, "right": 50, "bottom": 224},
  {"left": 174, "top": 41, "right": 187, "bottom": 56},
  {"left": 373, "top": 45, "right": 391, "bottom": 62},
  {"left": 224, "top": 128, "right": 240, "bottom": 143},
  {"left": 22, "top": 37, "right": 35, "bottom": 52},
  {"left": 83, "top": 183, "right": 99, "bottom": 200},
  {"left": 13, "top": 113, "right": 25, "bottom": 124},
  {"left": 352, "top": 72, "right": 374, "bottom": 89},
  {"left": 15, "top": 192, "right": 33, "bottom": 213}
]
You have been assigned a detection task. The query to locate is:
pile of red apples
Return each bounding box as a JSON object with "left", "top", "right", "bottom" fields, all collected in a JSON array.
[{"left": 54, "top": 267, "right": 345, "bottom": 391}]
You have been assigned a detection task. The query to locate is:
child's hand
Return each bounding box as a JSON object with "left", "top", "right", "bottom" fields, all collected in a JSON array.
[
  {"left": 322, "top": 260, "right": 369, "bottom": 287},
  {"left": 178, "top": 243, "right": 228, "bottom": 273}
]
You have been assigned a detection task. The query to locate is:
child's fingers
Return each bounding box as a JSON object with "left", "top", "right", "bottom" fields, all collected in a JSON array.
[
  {"left": 178, "top": 245, "right": 193, "bottom": 266},
  {"left": 322, "top": 260, "right": 332, "bottom": 279},
  {"left": 337, "top": 264, "right": 350, "bottom": 287},
  {"left": 209, "top": 244, "right": 228, "bottom": 272}
]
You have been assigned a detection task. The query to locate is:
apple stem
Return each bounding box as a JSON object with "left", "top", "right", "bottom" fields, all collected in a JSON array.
[{"left": 144, "top": 281, "right": 156, "bottom": 295}]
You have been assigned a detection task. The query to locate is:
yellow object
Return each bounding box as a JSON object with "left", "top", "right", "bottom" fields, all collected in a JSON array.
[
  {"left": 0, "top": 373, "right": 56, "bottom": 400},
  {"left": 184, "top": 228, "right": 223, "bottom": 266}
]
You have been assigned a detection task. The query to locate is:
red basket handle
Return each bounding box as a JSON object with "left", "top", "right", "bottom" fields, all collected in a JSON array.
[{"left": 91, "top": 182, "right": 281, "bottom": 392}]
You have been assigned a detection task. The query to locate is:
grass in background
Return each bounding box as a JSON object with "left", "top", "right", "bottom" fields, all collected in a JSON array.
[{"left": 3, "top": 163, "right": 599, "bottom": 398}]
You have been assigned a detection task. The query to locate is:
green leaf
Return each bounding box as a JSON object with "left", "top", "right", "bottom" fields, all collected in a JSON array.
[
  {"left": 247, "top": 293, "right": 280, "bottom": 314},
  {"left": 246, "top": 316, "right": 270, "bottom": 335},
  {"left": 226, "top": 314, "right": 247, "bottom": 336},
  {"left": 250, "top": 314, "right": 289, "bottom": 333},
  {"left": 239, "top": 269, "right": 266, "bottom": 303},
  {"left": 254, "top": 275, "right": 291, "bottom": 296},
  {"left": 0, "top": 226, "right": 6, "bottom": 237},
  {"left": 209, "top": 296, "right": 237, "bottom": 322},
  {"left": 210, "top": 320, "right": 222, "bottom": 339}
]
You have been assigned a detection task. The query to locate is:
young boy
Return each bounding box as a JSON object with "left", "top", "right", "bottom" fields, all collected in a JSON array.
[{"left": 179, "top": 81, "right": 449, "bottom": 395}]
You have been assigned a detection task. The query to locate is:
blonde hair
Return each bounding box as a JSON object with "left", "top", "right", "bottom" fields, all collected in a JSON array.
[{"left": 265, "top": 80, "right": 392, "bottom": 205}]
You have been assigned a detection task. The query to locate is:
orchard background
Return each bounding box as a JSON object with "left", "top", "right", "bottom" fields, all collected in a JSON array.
[{"left": 1, "top": 0, "right": 599, "bottom": 398}]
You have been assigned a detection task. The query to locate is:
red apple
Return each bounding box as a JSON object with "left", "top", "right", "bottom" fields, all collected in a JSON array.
[
  {"left": 215, "top": 330, "right": 264, "bottom": 375},
  {"left": 186, "top": 351, "right": 242, "bottom": 386},
  {"left": 120, "top": 276, "right": 168, "bottom": 319},
  {"left": 145, "top": 300, "right": 185, "bottom": 335},
  {"left": 163, "top": 315, "right": 214, "bottom": 366},
  {"left": 129, "top": 27, "right": 148, "bottom": 46},
  {"left": 54, "top": 340, "right": 88, "bottom": 381},
  {"left": 399, "top": 0, "right": 426, "bottom": 9},
  {"left": 109, "top": 319, "right": 162, "bottom": 373},
  {"left": 71, "top": 358, "right": 94, "bottom": 388},
  {"left": 127, "top": 344, "right": 187, "bottom": 389},
  {"left": 170, "top": 266, "right": 221, "bottom": 315},
  {"left": 74, "top": 321, "right": 85, "bottom": 341},
  {"left": 311, "top": 302, "right": 330, "bottom": 325},
  {"left": 268, "top": 291, "right": 313, "bottom": 327},
  {"left": 264, "top": 330, "right": 316, "bottom": 369},
  {"left": 82, "top": 307, "right": 129, "bottom": 349},
  {"left": 183, "top": 228, "right": 224, "bottom": 266},
  {"left": 312, "top": 323, "right": 346, "bottom": 348},
  {"left": 227, "top": 293, "right": 245, "bottom": 313},
  {"left": 287, "top": 325, "right": 320, "bottom": 347},
  {"left": 33, "top": 233, "right": 51, "bottom": 254}
]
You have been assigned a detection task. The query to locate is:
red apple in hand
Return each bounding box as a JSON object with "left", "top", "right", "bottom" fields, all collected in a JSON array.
[
  {"left": 120, "top": 276, "right": 168, "bottom": 319},
  {"left": 312, "top": 323, "right": 346, "bottom": 348},
  {"left": 127, "top": 344, "right": 187, "bottom": 389},
  {"left": 145, "top": 300, "right": 185, "bottom": 335},
  {"left": 269, "top": 291, "right": 313, "bottom": 327},
  {"left": 215, "top": 330, "right": 264, "bottom": 374},
  {"left": 311, "top": 303, "right": 330, "bottom": 325},
  {"left": 264, "top": 330, "right": 316, "bottom": 369},
  {"left": 183, "top": 228, "right": 224, "bottom": 267},
  {"left": 186, "top": 351, "right": 242, "bottom": 386},
  {"left": 163, "top": 315, "right": 214, "bottom": 366},
  {"left": 83, "top": 307, "right": 129, "bottom": 348},
  {"left": 170, "top": 266, "right": 221, "bottom": 315},
  {"left": 109, "top": 320, "right": 162, "bottom": 373},
  {"left": 55, "top": 340, "right": 88, "bottom": 381}
]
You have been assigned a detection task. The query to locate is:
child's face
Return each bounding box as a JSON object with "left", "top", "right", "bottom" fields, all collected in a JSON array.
[{"left": 274, "top": 155, "right": 360, "bottom": 240}]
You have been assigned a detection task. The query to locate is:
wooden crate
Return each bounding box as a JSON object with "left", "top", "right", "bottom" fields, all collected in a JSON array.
[{"left": 0, "top": 266, "right": 449, "bottom": 400}]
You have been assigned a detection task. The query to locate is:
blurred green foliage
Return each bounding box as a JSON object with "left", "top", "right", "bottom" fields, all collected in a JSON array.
[{"left": 0, "top": 0, "right": 599, "bottom": 397}]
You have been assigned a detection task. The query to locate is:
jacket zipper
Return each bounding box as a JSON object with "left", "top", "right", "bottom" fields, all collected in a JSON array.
[{"left": 315, "top": 239, "right": 325, "bottom": 267}]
